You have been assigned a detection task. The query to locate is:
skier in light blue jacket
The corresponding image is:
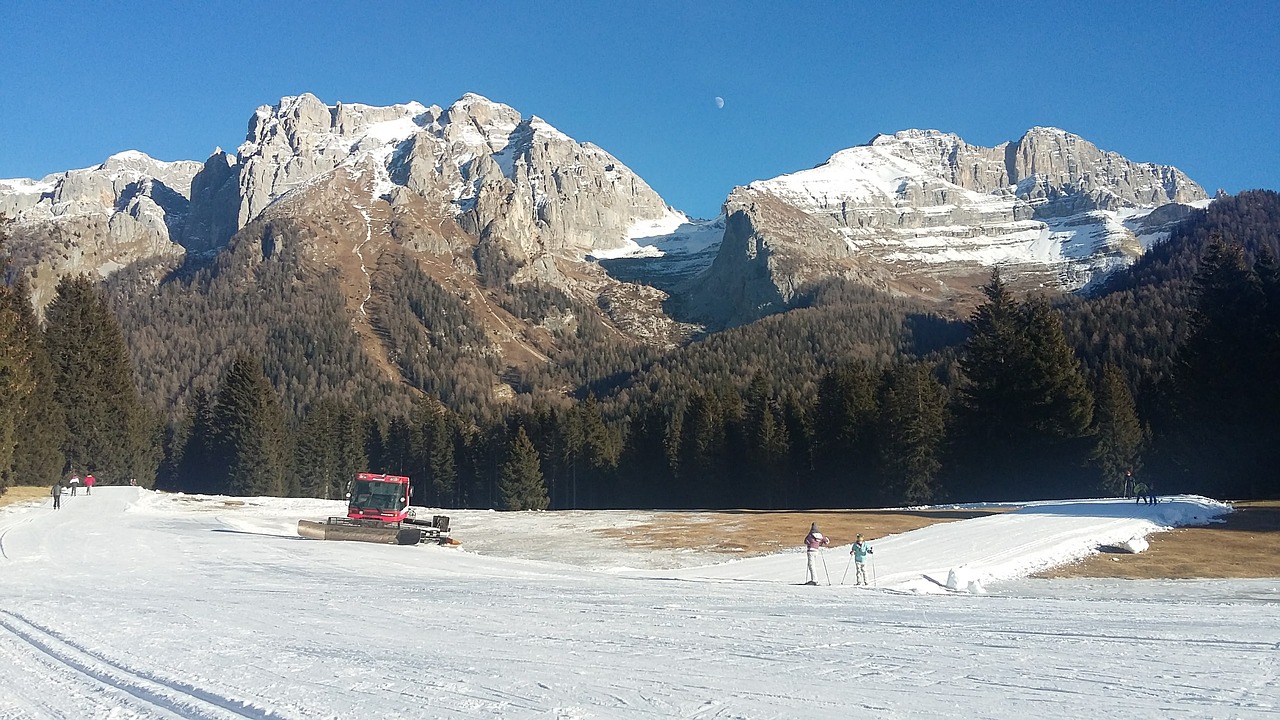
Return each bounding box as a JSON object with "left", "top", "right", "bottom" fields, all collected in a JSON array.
[{"left": 850, "top": 534, "right": 873, "bottom": 586}]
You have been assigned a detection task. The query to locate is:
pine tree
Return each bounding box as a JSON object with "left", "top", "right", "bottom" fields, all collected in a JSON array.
[
  {"left": 1089, "top": 363, "right": 1145, "bottom": 495},
  {"left": 953, "top": 271, "right": 1095, "bottom": 500},
  {"left": 498, "top": 427, "right": 547, "bottom": 510},
  {"left": 294, "top": 398, "right": 365, "bottom": 499},
  {"left": 43, "top": 274, "right": 157, "bottom": 485},
  {"left": 170, "top": 388, "right": 218, "bottom": 494},
  {"left": 876, "top": 361, "right": 948, "bottom": 505},
  {"left": 743, "top": 373, "right": 791, "bottom": 507},
  {"left": 210, "top": 353, "right": 289, "bottom": 496},
  {"left": 674, "top": 390, "right": 727, "bottom": 508},
  {"left": 0, "top": 232, "right": 34, "bottom": 493},
  {"left": 1165, "top": 239, "right": 1272, "bottom": 497},
  {"left": 426, "top": 407, "right": 458, "bottom": 507},
  {"left": 8, "top": 277, "right": 66, "bottom": 488},
  {"left": 812, "top": 362, "right": 879, "bottom": 507}
]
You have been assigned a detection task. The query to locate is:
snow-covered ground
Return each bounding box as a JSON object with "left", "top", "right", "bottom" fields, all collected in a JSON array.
[{"left": 1, "top": 488, "right": 1276, "bottom": 719}]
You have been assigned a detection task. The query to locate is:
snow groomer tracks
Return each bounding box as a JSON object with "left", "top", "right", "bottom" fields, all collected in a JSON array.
[{"left": 0, "top": 610, "right": 288, "bottom": 719}]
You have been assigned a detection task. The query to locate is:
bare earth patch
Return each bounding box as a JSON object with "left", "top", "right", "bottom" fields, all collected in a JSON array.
[{"left": 599, "top": 508, "right": 1009, "bottom": 557}]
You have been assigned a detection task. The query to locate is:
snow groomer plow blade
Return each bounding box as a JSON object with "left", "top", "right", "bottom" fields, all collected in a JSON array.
[{"left": 297, "top": 473, "right": 456, "bottom": 546}]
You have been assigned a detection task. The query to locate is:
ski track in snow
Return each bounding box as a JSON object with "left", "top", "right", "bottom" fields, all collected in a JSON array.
[
  {"left": 1, "top": 488, "right": 1277, "bottom": 719},
  {"left": 0, "top": 610, "right": 283, "bottom": 720}
]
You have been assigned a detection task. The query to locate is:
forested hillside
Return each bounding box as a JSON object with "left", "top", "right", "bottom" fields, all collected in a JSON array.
[{"left": 2, "top": 191, "right": 1278, "bottom": 507}]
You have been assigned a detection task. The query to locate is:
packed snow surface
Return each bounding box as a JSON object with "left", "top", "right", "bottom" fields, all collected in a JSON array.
[{"left": 1, "top": 488, "right": 1275, "bottom": 719}]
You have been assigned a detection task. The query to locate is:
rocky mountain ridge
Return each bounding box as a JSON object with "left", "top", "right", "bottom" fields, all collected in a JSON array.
[
  {"left": 672, "top": 127, "right": 1207, "bottom": 326},
  {"left": 1, "top": 93, "right": 1210, "bottom": 382}
]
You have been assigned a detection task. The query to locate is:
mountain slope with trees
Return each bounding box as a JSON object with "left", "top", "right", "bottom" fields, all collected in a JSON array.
[{"left": 2, "top": 190, "right": 1278, "bottom": 506}]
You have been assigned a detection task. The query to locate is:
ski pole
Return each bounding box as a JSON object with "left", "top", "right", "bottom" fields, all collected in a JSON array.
[
  {"left": 841, "top": 552, "right": 853, "bottom": 585},
  {"left": 872, "top": 556, "right": 878, "bottom": 588},
  {"left": 820, "top": 548, "right": 831, "bottom": 585}
]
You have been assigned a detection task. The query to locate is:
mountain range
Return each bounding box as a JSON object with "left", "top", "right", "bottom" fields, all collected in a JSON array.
[{"left": 0, "top": 92, "right": 1211, "bottom": 413}]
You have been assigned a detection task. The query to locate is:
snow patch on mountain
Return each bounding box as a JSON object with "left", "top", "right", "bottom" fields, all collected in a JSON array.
[{"left": 741, "top": 128, "right": 1208, "bottom": 292}]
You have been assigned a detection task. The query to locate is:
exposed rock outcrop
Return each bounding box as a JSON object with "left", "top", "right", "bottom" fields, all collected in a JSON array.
[
  {"left": 1, "top": 152, "right": 202, "bottom": 309},
  {"left": 676, "top": 127, "right": 1208, "bottom": 327}
]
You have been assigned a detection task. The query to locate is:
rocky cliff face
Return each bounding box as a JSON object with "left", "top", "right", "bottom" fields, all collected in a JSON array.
[
  {"left": 1, "top": 152, "right": 203, "bottom": 309},
  {"left": 676, "top": 127, "right": 1208, "bottom": 326},
  {"left": 2, "top": 93, "right": 686, "bottom": 317},
  {"left": 2, "top": 100, "right": 1208, "bottom": 340}
]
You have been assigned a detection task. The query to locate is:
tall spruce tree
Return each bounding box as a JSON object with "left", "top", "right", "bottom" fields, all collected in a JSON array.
[
  {"left": 425, "top": 406, "right": 458, "bottom": 508},
  {"left": 673, "top": 390, "right": 727, "bottom": 508},
  {"left": 7, "top": 275, "right": 66, "bottom": 488},
  {"left": 0, "top": 240, "right": 32, "bottom": 493},
  {"left": 499, "top": 427, "right": 547, "bottom": 510},
  {"left": 294, "top": 398, "right": 365, "bottom": 499},
  {"left": 210, "top": 353, "right": 289, "bottom": 496},
  {"left": 812, "top": 362, "right": 880, "bottom": 508},
  {"left": 953, "top": 270, "right": 1095, "bottom": 500},
  {"left": 1164, "top": 239, "right": 1273, "bottom": 497},
  {"left": 743, "top": 373, "right": 791, "bottom": 508},
  {"left": 43, "top": 274, "right": 156, "bottom": 485},
  {"left": 876, "top": 361, "right": 948, "bottom": 505},
  {"left": 169, "top": 388, "right": 218, "bottom": 494},
  {"left": 1090, "top": 363, "right": 1145, "bottom": 495}
]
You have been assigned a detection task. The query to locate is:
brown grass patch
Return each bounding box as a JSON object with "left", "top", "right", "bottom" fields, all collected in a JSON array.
[
  {"left": 0, "top": 485, "right": 54, "bottom": 509},
  {"left": 601, "top": 502, "right": 1280, "bottom": 580},
  {"left": 599, "top": 508, "right": 1010, "bottom": 556},
  {"left": 1036, "top": 501, "right": 1280, "bottom": 579}
]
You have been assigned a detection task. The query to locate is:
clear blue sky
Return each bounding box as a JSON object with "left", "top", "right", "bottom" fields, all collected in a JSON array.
[{"left": 2, "top": 1, "right": 1276, "bottom": 219}]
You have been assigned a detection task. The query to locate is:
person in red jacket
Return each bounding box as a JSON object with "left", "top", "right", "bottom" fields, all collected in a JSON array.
[
  {"left": 803, "top": 522, "right": 830, "bottom": 585},
  {"left": 84, "top": 474, "right": 95, "bottom": 495}
]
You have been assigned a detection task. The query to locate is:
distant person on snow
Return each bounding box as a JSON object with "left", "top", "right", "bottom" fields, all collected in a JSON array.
[
  {"left": 1123, "top": 469, "right": 1134, "bottom": 498},
  {"left": 68, "top": 475, "right": 79, "bottom": 497},
  {"left": 850, "top": 533, "right": 874, "bottom": 586},
  {"left": 1146, "top": 479, "right": 1157, "bottom": 505},
  {"left": 84, "top": 474, "right": 95, "bottom": 495},
  {"left": 1134, "top": 481, "right": 1148, "bottom": 504},
  {"left": 51, "top": 482, "right": 63, "bottom": 510},
  {"left": 803, "top": 522, "right": 829, "bottom": 585}
]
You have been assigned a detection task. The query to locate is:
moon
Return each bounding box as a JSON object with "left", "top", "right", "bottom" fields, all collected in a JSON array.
[{"left": 714, "top": 96, "right": 724, "bottom": 109}]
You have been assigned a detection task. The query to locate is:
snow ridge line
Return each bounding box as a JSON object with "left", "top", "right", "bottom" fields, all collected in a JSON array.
[{"left": 0, "top": 610, "right": 286, "bottom": 720}]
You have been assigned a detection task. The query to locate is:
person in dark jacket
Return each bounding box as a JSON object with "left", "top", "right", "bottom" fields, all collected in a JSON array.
[{"left": 51, "top": 482, "right": 63, "bottom": 510}]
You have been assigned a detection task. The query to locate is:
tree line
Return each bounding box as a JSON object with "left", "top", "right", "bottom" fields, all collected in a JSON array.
[{"left": 1, "top": 190, "right": 1277, "bottom": 505}]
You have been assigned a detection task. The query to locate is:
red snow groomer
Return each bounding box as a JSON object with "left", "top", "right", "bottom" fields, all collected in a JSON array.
[{"left": 297, "top": 473, "right": 455, "bottom": 546}]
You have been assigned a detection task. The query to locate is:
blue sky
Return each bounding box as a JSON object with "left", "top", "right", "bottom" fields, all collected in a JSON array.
[{"left": 2, "top": 1, "right": 1276, "bottom": 219}]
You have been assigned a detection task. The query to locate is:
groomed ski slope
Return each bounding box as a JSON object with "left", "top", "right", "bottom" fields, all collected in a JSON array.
[{"left": 0, "top": 487, "right": 1275, "bottom": 719}]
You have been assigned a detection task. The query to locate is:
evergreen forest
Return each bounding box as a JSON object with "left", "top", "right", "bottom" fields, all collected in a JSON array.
[{"left": 2, "top": 191, "right": 1277, "bottom": 508}]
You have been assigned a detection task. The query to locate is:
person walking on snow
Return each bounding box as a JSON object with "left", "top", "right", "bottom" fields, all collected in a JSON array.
[
  {"left": 850, "top": 534, "right": 874, "bottom": 585},
  {"left": 803, "top": 522, "right": 829, "bottom": 585},
  {"left": 84, "top": 474, "right": 95, "bottom": 495},
  {"left": 51, "top": 482, "right": 63, "bottom": 510}
]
